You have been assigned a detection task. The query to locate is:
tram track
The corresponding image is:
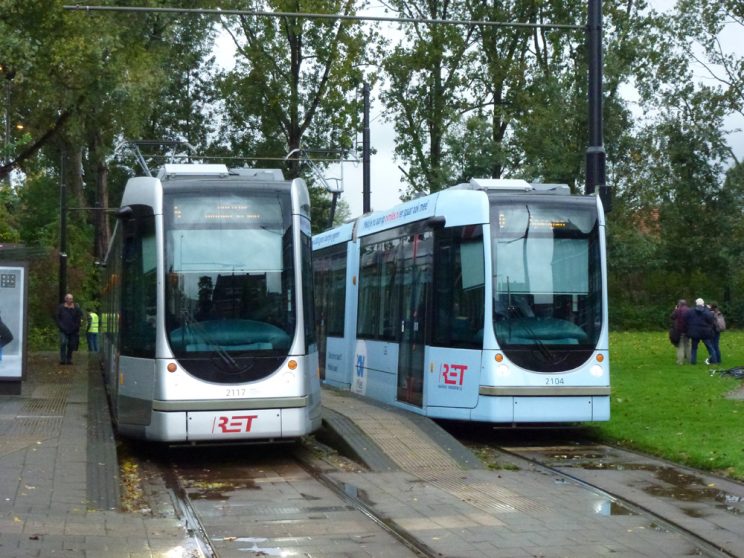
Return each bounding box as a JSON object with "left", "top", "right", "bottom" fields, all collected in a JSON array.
[
  {"left": 293, "top": 445, "right": 440, "bottom": 558},
  {"left": 448, "top": 425, "right": 744, "bottom": 558},
  {"left": 117, "top": 424, "right": 744, "bottom": 558},
  {"left": 119, "top": 439, "right": 430, "bottom": 558},
  {"left": 161, "top": 464, "right": 219, "bottom": 558}
]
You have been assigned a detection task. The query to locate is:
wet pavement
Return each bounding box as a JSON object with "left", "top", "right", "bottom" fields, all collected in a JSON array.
[
  {"left": 321, "top": 388, "right": 744, "bottom": 557},
  {"left": 2, "top": 352, "right": 743, "bottom": 557},
  {"left": 511, "top": 444, "right": 744, "bottom": 556},
  {"left": 0, "top": 352, "right": 190, "bottom": 557}
]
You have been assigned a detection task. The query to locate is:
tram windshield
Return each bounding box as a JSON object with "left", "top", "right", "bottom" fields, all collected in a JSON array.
[
  {"left": 164, "top": 190, "right": 295, "bottom": 370},
  {"left": 490, "top": 197, "right": 602, "bottom": 371}
]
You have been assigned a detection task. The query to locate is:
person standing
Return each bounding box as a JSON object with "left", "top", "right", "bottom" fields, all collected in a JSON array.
[
  {"left": 55, "top": 293, "right": 83, "bottom": 365},
  {"left": 684, "top": 298, "right": 717, "bottom": 365},
  {"left": 670, "top": 299, "right": 690, "bottom": 365},
  {"left": 708, "top": 303, "right": 726, "bottom": 365},
  {"left": 86, "top": 308, "right": 99, "bottom": 352}
]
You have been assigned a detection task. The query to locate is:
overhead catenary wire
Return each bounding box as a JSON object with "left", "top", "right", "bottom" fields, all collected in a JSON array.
[{"left": 63, "top": 5, "right": 584, "bottom": 31}]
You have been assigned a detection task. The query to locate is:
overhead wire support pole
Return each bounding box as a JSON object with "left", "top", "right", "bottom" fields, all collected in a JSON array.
[
  {"left": 362, "top": 82, "right": 371, "bottom": 214},
  {"left": 585, "top": 0, "right": 609, "bottom": 212}
]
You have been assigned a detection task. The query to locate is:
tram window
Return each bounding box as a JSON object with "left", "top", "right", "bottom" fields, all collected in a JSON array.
[
  {"left": 301, "top": 231, "right": 316, "bottom": 346},
  {"left": 120, "top": 213, "right": 156, "bottom": 358},
  {"left": 432, "top": 226, "right": 485, "bottom": 349},
  {"left": 314, "top": 246, "right": 346, "bottom": 337},
  {"left": 357, "top": 239, "right": 400, "bottom": 341}
]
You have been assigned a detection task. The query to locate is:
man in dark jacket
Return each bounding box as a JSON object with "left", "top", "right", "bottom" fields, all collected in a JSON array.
[
  {"left": 684, "top": 298, "right": 717, "bottom": 365},
  {"left": 55, "top": 293, "right": 83, "bottom": 365}
]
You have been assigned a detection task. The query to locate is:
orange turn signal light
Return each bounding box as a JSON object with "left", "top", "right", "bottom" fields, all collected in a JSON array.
[
  {"left": 288, "top": 359, "right": 298, "bottom": 370},
  {"left": 167, "top": 362, "right": 177, "bottom": 373}
]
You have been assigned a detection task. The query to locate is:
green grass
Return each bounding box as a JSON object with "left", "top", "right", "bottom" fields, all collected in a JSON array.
[{"left": 588, "top": 331, "right": 744, "bottom": 480}]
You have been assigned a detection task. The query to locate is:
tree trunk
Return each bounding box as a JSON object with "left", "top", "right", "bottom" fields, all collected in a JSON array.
[{"left": 95, "top": 160, "right": 110, "bottom": 260}]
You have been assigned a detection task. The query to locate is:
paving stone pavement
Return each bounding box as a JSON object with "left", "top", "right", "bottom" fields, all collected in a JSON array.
[
  {"left": 2, "top": 353, "right": 740, "bottom": 558},
  {"left": 0, "top": 353, "right": 190, "bottom": 558}
]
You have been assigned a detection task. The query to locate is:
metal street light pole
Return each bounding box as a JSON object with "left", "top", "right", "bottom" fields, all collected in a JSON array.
[
  {"left": 59, "top": 154, "right": 68, "bottom": 303},
  {"left": 362, "top": 82, "right": 370, "bottom": 214},
  {"left": 3, "top": 69, "right": 12, "bottom": 186},
  {"left": 586, "top": 0, "right": 609, "bottom": 211}
]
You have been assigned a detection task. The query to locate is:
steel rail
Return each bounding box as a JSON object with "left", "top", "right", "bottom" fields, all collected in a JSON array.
[{"left": 497, "top": 443, "right": 738, "bottom": 558}]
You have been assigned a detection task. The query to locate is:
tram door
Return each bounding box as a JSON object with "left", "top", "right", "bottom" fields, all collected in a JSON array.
[{"left": 396, "top": 231, "right": 432, "bottom": 407}]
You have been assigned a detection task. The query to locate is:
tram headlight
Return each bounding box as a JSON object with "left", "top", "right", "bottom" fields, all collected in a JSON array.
[{"left": 590, "top": 364, "right": 604, "bottom": 378}]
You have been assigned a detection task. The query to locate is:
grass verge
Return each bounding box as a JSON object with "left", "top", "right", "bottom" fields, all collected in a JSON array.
[{"left": 587, "top": 330, "right": 744, "bottom": 480}]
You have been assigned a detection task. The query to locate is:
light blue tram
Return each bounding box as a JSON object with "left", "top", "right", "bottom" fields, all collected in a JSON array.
[
  {"left": 101, "top": 164, "right": 321, "bottom": 442},
  {"left": 313, "top": 178, "right": 609, "bottom": 423}
]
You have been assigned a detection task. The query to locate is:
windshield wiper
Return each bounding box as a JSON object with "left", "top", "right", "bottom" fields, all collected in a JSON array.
[{"left": 180, "top": 312, "right": 248, "bottom": 373}]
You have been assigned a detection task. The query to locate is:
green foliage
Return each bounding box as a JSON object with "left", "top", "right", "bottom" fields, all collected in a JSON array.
[
  {"left": 591, "top": 331, "right": 744, "bottom": 480},
  {"left": 380, "top": 0, "right": 476, "bottom": 195},
  {"left": 216, "top": 0, "right": 374, "bottom": 178},
  {"left": 3, "top": 0, "right": 744, "bottom": 336},
  {"left": 27, "top": 325, "right": 58, "bottom": 351}
]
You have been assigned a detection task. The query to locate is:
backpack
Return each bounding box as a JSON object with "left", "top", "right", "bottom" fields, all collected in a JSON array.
[
  {"left": 715, "top": 312, "right": 726, "bottom": 332},
  {"left": 668, "top": 326, "right": 681, "bottom": 346}
]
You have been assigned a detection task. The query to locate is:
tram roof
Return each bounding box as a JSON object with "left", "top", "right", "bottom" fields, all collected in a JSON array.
[
  {"left": 157, "top": 164, "right": 229, "bottom": 178},
  {"left": 155, "top": 165, "right": 287, "bottom": 182},
  {"left": 452, "top": 178, "right": 570, "bottom": 195}
]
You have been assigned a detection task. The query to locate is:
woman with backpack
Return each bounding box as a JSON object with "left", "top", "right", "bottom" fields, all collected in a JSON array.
[
  {"left": 708, "top": 303, "right": 726, "bottom": 365},
  {"left": 670, "top": 299, "right": 691, "bottom": 365}
]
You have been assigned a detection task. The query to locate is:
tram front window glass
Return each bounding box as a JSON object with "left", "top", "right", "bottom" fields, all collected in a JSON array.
[
  {"left": 164, "top": 191, "right": 294, "bottom": 364},
  {"left": 490, "top": 198, "right": 602, "bottom": 371}
]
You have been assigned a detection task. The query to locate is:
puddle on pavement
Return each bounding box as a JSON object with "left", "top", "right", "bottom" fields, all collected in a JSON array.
[
  {"left": 643, "top": 467, "right": 743, "bottom": 515},
  {"left": 593, "top": 499, "right": 636, "bottom": 516},
  {"left": 682, "top": 506, "right": 709, "bottom": 518},
  {"left": 218, "top": 536, "right": 300, "bottom": 556},
  {"left": 180, "top": 468, "right": 260, "bottom": 500},
  {"left": 538, "top": 449, "right": 744, "bottom": 517},
  {"left": 544, "top": 448, "right": 613, "bottom": 461}
]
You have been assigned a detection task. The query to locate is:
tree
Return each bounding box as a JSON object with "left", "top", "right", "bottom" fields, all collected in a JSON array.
[
  {"left": 379, "top": 0, "right": 476, "bottom": 196},
  {"left": 216, "top": 0, "right": 375, "bottom": 230}
]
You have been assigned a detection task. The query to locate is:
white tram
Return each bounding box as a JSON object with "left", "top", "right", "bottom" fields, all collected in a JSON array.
[
  {"left": 101, "top": 164, "right": 321, "bottom": 442},
  {"left": 313, "top": 178, "right": 610, "bottom": 423}
]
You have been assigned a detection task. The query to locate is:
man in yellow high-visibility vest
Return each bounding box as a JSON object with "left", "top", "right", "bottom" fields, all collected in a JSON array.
[{"left": 87, "top": 309, "right": 99, "bottom": 352}]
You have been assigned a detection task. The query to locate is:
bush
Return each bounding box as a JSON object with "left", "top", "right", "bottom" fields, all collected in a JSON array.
[{"left": 28, "top": 325, "right": 58, "bottom": 351}]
